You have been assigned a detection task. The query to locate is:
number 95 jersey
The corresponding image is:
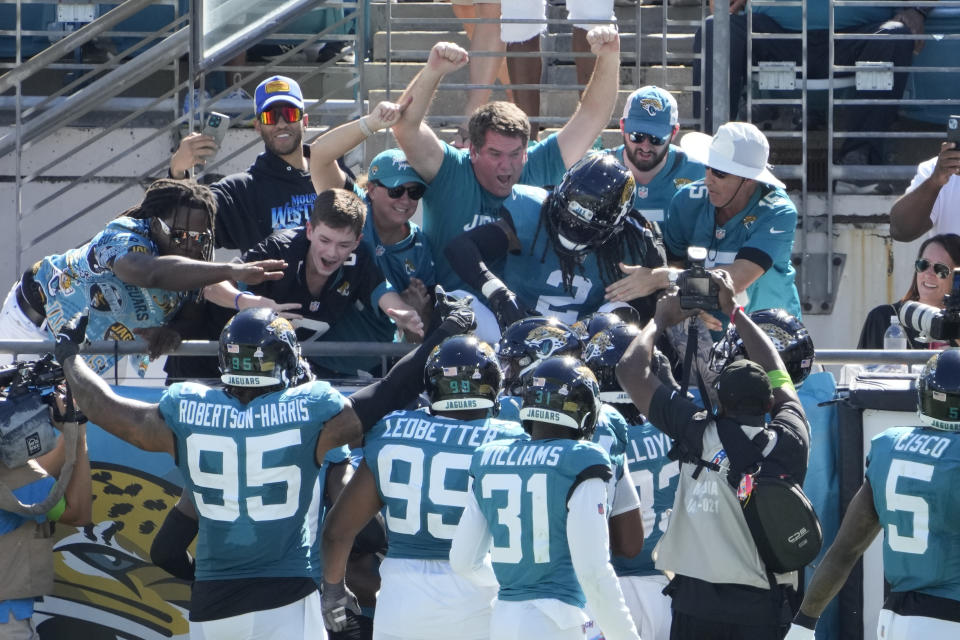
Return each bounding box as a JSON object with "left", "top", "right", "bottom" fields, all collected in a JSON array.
[
  {"left": 866, "top": 426, "right": 960, "bottom": 600},
  {"left": 365, "top": 410, "right": 528, "bottom": 559},
  {"left": 158, "top": 380, "right": 347, "bottom": 581},
  {"left": 469, "top": 438, "right": 613, "bottom": 607}
]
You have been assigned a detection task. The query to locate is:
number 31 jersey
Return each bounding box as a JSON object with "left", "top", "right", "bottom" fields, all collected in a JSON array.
[
  {"left": 365, "top": 410, "right": 527, "bottom": 559},
  {"left": 158, "top": 380, "right": 347, "bottom": 581},
  {"left": 469, "top": 438, "right": 612, "bottom": 607},
  {"left": 866, "top": 426, "right": 960, "bottom": 600}
]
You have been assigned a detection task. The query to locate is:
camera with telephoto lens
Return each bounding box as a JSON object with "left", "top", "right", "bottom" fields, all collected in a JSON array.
[
  {"left": 0, "top": 355, "right": 66, "bottom": 469},
  {"left": 899, "top": 268, "right": 960, "bottom": 342},
  {"left": 678, "top": 246, "right": 720, "bottom": 310}
]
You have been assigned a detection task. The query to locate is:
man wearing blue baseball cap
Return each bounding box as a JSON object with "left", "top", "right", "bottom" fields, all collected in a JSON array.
[
  {"left": 164, "top": 74, "right": 360, "bottom": 383},
  {"left": 168, "top": 75, "right": 323, "bottom": 252},
  {"left": 604, "top": 86, "right": 705, "bottom": 225}
]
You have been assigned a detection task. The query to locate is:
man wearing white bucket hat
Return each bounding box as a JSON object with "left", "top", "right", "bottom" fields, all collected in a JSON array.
[{"left": 606, "top": 122, "right": 801, "bottom": 323}]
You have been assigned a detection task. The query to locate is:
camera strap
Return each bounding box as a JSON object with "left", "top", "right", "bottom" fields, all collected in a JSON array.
[{"left": 0, "top": 421, "right": 79, "bottom": 517}]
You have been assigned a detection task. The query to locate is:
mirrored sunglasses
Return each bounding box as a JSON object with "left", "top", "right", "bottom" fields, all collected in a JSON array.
[
  {"left": 627, "top": 131, "right": 666, "bottom": 146},
  {"left": 258, "top": 105, "right": 303, "bottom": 125},
  {"left": 915, "top": 258, "right": 951, "bottom": 279},
  {"left": 157, "top": 217, "right": 212, "bottom": 249},
  {"left": 376, "top": 181, "right": 426, "bottom": 200}
]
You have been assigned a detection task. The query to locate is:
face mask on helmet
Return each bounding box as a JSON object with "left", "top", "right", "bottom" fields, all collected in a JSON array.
[
  {"left": 708, "top": 308, "right": 815, "bottom": 385},
  {"left": 519, "top": 356, "right": 601, "bottom": 439},
  {"left": 424, "top": 335, "right": 503, "bottom": 412},
  {"left": 917, "top": 349, "right": 960, "bottom": 431},
  {"left": 582, "top": 323, "right": 640, "bottom": 405},
  {"left": 496, "top": 317, "right": 582, "bottom": 395},
  {"left": 548, "top": 153, "right": 635, "bottom": 254},
  {"left": 219, "top": 308, "right": 302, "bottom": 388}
]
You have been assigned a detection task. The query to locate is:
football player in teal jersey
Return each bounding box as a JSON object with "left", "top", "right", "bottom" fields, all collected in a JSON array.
[
  {"left": 785, "top": 349, "right": 960, "bottom": 640},
  {"left": 605, "top": 122, "right": 801, "bottom": 323},
  {"left": 583, "top": 322, "right": 679, "bottom": 640},
  {"left": 605, "top": 86, "right": 705, "bottom": 225},
  {"left": 495, "top": 317, "right": 644, "bottom": 566},
  {"left": 56, "top": 307, "right": 363, "bottom": 640},
  {"left": 445, "top": 153, "right": 665, "bottom": 339},
  {"left": 320, "top": 335, "right": 527, "bottom": 640},
  {"left": 451, "top": 356, "right": 640, "bottom": 640}
]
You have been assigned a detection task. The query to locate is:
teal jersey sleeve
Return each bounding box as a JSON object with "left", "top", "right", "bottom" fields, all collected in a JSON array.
[
  {"left": 365, "top": 410, "right": 527, "bottom": 559},
  {"left": 519, "top": 133, "right": 566, "bottom": 188},
  {"left": 662, "top": 182, "right": 703, "bottom": 258},
  {"left": 159, "top": 380, "right": 347, "bottom": 581},
  {"left": 470, "top": 438, "right": 612, "bottom": 608},
  {"left": 866, "top": 426, "right": 960, "bottom": 601},
  {"left": 612, "top": 421, "right": 680, "bottom": 577}
]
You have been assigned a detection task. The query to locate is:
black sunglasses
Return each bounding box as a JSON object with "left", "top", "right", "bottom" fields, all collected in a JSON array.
[
  {"left": 375, "top": 181, "right": 426, "bottom": 200},
  {"left": 627, "top": 131, "right": 666, "bottom": 146},
  {"left": 707, "top": 166, "right": 730, "bottom": 179},
  {"left": 915, "top": 258, "right": 952, "bottom": 279}
]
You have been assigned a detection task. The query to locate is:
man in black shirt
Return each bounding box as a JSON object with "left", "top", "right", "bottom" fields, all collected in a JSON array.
[
  {"left": 204, "top": 189, "right": 423, "bottom": 378},
  {"left": 615, "top": 270, "right": 810, "bottom": 640}
]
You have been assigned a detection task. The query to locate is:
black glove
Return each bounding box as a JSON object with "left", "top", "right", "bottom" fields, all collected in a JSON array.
[
  {"left": 487, "top": 287, "right": 525, "bottom": 330},
  {"left": 54, "top": 310, "right": 89, "bottom": 364},
  {"left": 321, "top": 580, "right": 361, "bottom": 632},
  {"left": 433, "top": 285, "right": 476, "bottom": 334}
]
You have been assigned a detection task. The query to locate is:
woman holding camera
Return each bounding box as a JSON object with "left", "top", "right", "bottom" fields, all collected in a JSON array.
[{"left": 857, "top": 233, "right": 960, "bottom": 349}]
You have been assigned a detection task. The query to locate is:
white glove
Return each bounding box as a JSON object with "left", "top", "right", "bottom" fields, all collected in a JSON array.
[{"left": 783, "top": 622, "right": 816, "bottom": 640}]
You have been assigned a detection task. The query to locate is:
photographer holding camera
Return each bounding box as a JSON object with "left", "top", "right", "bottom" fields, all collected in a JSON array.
[
  {"left": 614, "top": 270, "right": 810, "bottom": 640},
  {"left": 606, "top": 122, "right": 801, "bottom": 324},
  {"left": 0, "top": 371, "right": 91, "bottom": 639}
]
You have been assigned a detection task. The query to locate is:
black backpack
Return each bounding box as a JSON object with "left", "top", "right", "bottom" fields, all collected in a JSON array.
[{"left": 739, "top": 473, "right": 823, "bottom": 573}]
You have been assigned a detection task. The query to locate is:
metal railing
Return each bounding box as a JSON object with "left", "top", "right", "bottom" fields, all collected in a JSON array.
[{"left": 3, "top": 0, "right": 366, "bottom": 278}]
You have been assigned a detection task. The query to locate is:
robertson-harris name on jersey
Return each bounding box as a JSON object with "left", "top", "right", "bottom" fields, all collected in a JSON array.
[
  {"left": 178, "top": 398, "right": 310, "bottom": 429},
  {"left": 480, "top": 444, "right": 563, "bottom": 467},
  {"left": 380, "top": 417, "right": 505, "bottom": 447}
]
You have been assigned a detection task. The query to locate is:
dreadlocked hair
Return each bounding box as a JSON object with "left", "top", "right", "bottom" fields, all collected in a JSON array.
[
  {"left": 119, "top": 178, "right": 217, "bottom": 238},
  {"left": 595, "top": 214, "right": 656, "bottom": 285}
]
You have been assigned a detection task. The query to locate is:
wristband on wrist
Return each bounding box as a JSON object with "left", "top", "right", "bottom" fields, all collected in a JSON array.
[
  {"left": 234, "top": 290, "right": 255, "bottom": 310},
  {"left": 730, "top": 305, "right": 744, "bottom": 325},
  {"left": 793, "top": 611, "right": 819, "bottom": 630},
  {"left": 481, "top": 277, "right": 508, "bottom": 300},
  {"left": 357, "top": 117, "right": 374, "bottom": 138},
  {"left": 767, "top": 369, "right": 795, "bottom": 391}
]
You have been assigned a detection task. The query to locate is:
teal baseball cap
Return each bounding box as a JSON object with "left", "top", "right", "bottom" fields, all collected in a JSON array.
[
  {"left": 621, "top": 86, "right": 678, "bottom": 139},
  {"left": 367, "top": 148, "right": 427, "bottom": 188}
]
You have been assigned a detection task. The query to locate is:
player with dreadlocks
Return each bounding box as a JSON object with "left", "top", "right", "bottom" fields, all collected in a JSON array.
[
  {"left": 0, "top": 178, "right": 289, "bottom": 374},
  {"left": 444, "top": 153, "right": 665, "bottom": 338}
]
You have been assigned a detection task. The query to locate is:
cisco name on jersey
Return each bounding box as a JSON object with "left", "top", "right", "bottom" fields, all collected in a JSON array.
[
  {"left": 374, "top": 411, "right": 522, "bottom": 448},
  {"left": 892, "top": 429, "right": 953, "bottom": 458}
]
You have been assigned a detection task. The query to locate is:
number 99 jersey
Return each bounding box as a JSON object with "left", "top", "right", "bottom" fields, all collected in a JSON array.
[
  {"left": 364, "top": 410, "right": 528, "bottom": 559},
  {"left": 865, "top": 426, "right": 960, "bottom": 599},
  {"left": 158, "top": 380, "right": 347, "bottom": 581},
  {"left": 469, "top": 438, "right": 612, "bottom": 607}
]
